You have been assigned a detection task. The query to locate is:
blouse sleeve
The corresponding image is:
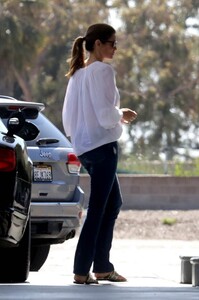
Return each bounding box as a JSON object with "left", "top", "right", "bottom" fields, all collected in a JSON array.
[
  {"left": 89, "top": 64, "right": 123, "bottom": 129},
  {"left": 62, "top": 77, "right": 76, "bottom": 137}
]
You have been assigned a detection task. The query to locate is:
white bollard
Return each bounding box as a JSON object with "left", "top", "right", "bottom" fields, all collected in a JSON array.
[
  {"left": 179, "top": 256, "right": 192, "bottom": 284},
  {"left": 190, "top": 257, "right": 199, "bottom": 287}
]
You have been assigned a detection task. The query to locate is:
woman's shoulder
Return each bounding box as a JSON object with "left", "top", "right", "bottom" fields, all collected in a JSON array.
[
  {"left": 89, "top": 62, "right": 115, "bottom": 77},
  {"left": 93, "top": 61, "right": 113, "bottom": 71},
  {"left": 71, "top": 68, "right": 84, "bottom": 80}
]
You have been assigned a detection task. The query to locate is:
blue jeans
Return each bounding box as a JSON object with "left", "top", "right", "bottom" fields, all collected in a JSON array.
[{"left": 73, "top": 141, "right": 123, "bottom": 276}]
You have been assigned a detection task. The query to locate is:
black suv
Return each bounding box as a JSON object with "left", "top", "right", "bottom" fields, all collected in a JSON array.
[
  {"left": 0, "top": 108, "right": 32, "bottom": 282},
  {"left": 0, "top": 96, "right": 85, "bottom": 272}
]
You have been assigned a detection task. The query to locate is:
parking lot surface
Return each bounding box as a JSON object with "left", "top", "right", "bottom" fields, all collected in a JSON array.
[{"left": 1, "top": 238, "right": 199, "bottom": 299}]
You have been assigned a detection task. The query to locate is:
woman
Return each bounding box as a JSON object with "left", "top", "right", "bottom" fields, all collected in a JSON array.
[{"left": 62, "top": 23, "right": 137, "bottom": 284}]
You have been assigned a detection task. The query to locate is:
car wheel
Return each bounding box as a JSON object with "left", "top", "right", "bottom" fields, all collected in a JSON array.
[
  {"left": 30, "top": 244, "right": 50, "bottom": 271},
  {"left": 0, "top": 218, "right": 31, "bottom": 283}
]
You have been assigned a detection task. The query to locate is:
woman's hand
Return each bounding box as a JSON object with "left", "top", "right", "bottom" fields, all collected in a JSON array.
[{"left": 121, "top": 108, "right": 137, "bottom": 124}]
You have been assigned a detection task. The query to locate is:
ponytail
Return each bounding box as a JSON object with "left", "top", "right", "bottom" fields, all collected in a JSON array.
[{"left": 66, "top": 36, "right": 85, "bottom": 78}]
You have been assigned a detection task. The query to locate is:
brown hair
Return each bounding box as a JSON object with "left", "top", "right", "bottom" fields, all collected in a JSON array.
[{"left": 66, "top": 23, "right": 116, "bottom": 78}]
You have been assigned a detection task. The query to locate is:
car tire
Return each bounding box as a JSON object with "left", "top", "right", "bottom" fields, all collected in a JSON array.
[
  {"left": 30, "top": 244, "right": 50, "bottom": 271},
  {"left": 0, "top": 218, "right": 31, "bottom": 283}
]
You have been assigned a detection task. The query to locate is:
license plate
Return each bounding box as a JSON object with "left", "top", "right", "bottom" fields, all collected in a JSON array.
[{"left": 33, "top": 165, "right": 52, "bottom": 182}]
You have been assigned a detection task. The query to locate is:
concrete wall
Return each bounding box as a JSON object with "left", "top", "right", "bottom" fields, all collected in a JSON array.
[{"left": 79, "top": 174, "right": 199, "bottom": 210}]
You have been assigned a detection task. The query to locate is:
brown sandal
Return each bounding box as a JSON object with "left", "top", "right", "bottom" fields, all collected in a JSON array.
[
  {"left": 95, "top": 271, "right": 127, "bottom": 282},
  {"left": 74, "top": 273, "right": 99, "bottom": 285}
]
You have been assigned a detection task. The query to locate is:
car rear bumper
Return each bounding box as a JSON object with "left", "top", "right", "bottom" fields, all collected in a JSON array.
[
  {"left": 30, "top": 203, "right": 84, "bottom": 243},
  {"left": 30, "top": 186, "right": 85, "bottom": 243},
  {"left": 31, "top": 201, "right": 83, "bottom": 219}
]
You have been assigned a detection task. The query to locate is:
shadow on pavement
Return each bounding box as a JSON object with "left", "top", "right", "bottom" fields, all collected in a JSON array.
[{"left": 0, "top": 284, "right": 198, "bottom": 300}]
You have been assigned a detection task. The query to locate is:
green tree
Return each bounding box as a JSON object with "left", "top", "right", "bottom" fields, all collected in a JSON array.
[
  {"left": 112, "top": 0, "right": 199, "bottom": 159},
  {"left": 0, "top": 0, "right": 45, "bottom": 99}
]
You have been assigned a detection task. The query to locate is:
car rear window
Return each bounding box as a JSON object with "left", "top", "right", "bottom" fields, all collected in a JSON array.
[
  {"left": 0, "top": 119, "right": 7, "bottom": 131},
  {"left": 26, "top": 113, "right": 71, "bottom": 148}
]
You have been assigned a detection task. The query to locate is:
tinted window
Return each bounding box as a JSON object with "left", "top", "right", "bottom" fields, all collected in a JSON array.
[
  {"left": 26, "top": 113, "right": 71, "bottom": 148},
  {"left": 0, "top": 119, "right": 7, "bottom": 132}
]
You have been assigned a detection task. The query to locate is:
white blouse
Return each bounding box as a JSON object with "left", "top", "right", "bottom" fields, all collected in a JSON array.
[{"left": 62, "top": 61, "right": 123, "bottom": 156}]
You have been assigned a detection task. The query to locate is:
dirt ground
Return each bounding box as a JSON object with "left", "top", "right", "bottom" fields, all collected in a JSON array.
[{"left": 114, "top": 210, "right": 199, "bottom": 240}]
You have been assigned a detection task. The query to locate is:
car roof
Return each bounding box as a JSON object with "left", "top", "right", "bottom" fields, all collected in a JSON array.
[{"left": 0, "top": 96, "right": 45, "bottom": 112}]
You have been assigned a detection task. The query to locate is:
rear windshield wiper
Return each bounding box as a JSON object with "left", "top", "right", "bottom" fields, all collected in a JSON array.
[{"left": 36, "top": 138, "right": 59, "bottom": 145}]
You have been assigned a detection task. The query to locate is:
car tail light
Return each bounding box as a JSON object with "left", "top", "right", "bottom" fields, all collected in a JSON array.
[
  {"left": 67, "top": 153, "right": 81, "bottom": 174},
  {"left": 0, "top": 148, "right": 16, "bottom": 172}
]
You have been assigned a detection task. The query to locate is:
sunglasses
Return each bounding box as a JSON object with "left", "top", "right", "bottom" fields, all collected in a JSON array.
[{"left": 101, "top": 40, "right": 118, "bottom": 48}]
